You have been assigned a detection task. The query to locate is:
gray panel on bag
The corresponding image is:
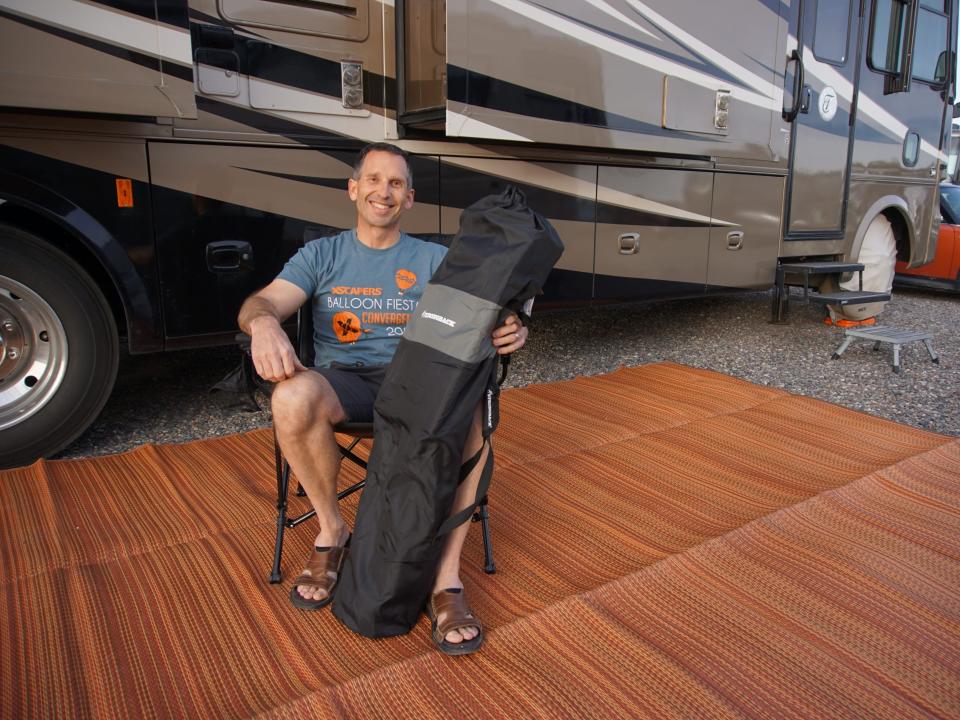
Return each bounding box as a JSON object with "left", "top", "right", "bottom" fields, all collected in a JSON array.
[{"left": 403, "top": 284, "right": 501, "bottom": 363}]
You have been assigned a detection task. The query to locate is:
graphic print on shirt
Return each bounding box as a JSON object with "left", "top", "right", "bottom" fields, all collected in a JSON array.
[
  {"left": 395, "top": 268, "right": 417, "bottom": 293},
  {"left": 333, "top": 311, "right": 365, "bottom": 343},
  {"left": 327, "top": 282, "right": 417, "bottom": 343}
]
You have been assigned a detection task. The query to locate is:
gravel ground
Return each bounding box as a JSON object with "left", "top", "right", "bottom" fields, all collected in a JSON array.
[{"left": 56, "top": 286, "right": 959, "bottom": 460}]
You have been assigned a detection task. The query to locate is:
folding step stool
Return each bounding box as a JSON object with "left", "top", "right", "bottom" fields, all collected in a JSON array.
[{"left": 832, "top": 326, "right": 939, "bottom": 373}]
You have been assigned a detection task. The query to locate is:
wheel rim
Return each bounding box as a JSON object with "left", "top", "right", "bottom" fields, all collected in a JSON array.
[{"left": 0, "top": 274, "right": 69, "bottom": 431}]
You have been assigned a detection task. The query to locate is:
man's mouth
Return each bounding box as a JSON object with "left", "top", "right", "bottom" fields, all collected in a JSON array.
[{"left": 368, "top": 199, "right": 393, "bottom": 211}]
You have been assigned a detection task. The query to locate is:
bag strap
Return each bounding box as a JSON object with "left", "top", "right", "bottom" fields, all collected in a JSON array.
[
  {"left": 439, "top": 359, "right": 502, "bottom": 536},
  {"left": 437, "top": 439, "right": 494, "bottom": 536}
]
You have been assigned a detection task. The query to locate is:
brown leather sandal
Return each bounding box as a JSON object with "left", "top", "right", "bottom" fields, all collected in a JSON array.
[
  {"left": 426, "top": 588, "right": 484, "bottom": 655},
  {"left": 288, "top": 536, "right": 350, "bottom": 611}
]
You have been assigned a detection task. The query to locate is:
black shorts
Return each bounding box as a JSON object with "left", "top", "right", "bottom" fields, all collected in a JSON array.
[{"left": 311, "top": 362, "right": 388, "bottom": 423}]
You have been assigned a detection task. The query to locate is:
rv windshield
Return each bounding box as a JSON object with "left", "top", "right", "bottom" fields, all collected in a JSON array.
[{"left": 940, "top": 185, "right": 960, "bottom": 224}]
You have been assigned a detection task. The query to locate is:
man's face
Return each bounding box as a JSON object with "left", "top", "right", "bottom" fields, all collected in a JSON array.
[{"left": 348, "top": 150, "right": 415, "bottom": 231}]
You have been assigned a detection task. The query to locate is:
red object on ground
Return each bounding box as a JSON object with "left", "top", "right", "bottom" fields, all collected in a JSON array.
[{"left": 823, "top": 316, "right": 878, "bottom": 328}]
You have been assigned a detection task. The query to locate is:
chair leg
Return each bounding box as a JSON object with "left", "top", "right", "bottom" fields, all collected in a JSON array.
[
  {"left": 473, "top": 499, "right": 496, "bottom": 574},
  {"left": 270, "top": 432, "right": 291, "bottom": 583}
]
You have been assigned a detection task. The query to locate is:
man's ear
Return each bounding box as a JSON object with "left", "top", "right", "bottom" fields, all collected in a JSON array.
[
  {"left": 403, "top": 188, "right": 415, "bottom": 209},
  {"left": 347, "top": 178, "right": 358, "bottom": 201}
]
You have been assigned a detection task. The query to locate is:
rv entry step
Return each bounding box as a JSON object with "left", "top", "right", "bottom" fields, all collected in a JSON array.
[
  {"left": 808, "top": 291, "right": 892, "bottom": 305},
  {"left": 771, "top": 260, "right": 888, "bottom": 323}
]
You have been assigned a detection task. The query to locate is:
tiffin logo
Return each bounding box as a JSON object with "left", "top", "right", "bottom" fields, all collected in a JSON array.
[
  {"left": 333, "top": 311, "right": 366, "bottom": 343},
  {"left": 395, "top": 268, "right": 417, "bottom": 292}
]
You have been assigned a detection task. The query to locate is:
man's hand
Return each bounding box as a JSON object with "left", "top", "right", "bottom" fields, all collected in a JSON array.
[
  {"left": 238, "top": 279, "right": 309, "bottom": 382},
  {"left": 491, "top": 313, "right": 528, "bottom": 356},
  {"left": 249, "top": 315, "right": 306, "bottom": 382}
]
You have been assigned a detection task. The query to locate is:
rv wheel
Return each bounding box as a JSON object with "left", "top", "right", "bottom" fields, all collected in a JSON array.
[
  {"left": 827, "top": 213, "right": 897, "bottom": 321},
  {"left": 0, "top": 225, "right": 118, "bottom": 469}
]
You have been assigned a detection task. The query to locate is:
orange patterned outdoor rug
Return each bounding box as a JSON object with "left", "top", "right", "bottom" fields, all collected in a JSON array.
[{"left": 1, "top": 362, "right": 958, "bottom": 719}]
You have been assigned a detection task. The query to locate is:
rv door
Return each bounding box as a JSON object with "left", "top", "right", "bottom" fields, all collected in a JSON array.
[
  {"left": 783, "top": 0, "right": 860, "bottom": 239},
  {"left": 0, "top": 0, "right": 196, "bottom": 119}
]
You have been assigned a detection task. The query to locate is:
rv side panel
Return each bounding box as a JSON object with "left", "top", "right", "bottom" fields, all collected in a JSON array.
[
  {"left": 0, "top": 136, "right": 161, "bottom": 350},
  {"left": 446, "top": 0, "right": 788, "bottom": 167},
  {"left": 0, "top": 0, "right": 196, "bottom": 119}
]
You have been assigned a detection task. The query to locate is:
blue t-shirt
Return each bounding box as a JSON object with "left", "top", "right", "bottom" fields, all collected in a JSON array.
[{"left": 277, "top": 229, "right": 447, "bottom": 367}]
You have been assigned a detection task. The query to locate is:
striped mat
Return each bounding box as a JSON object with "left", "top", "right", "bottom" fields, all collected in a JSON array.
[{"left": 1, "top": 362, "right": 958, "bottom": 719}]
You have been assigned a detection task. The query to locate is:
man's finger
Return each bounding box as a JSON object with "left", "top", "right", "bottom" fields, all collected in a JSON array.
[
  {"left": 492, "top": 319, "right": 520, "bottom": 339},
  {"left": 281, "top": 351, "right": 297, "bottom": 378}
]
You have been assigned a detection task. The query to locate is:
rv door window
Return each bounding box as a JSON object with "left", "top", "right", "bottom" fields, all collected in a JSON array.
[
  {"left": 813, "top": 0, "right": 853, "bottom": 65},
  {"left": 868, "top": 0, "right": 907, "bottom": 74},
  {"left": 911, "top": 6, "right": 949, "bottom": 83}
]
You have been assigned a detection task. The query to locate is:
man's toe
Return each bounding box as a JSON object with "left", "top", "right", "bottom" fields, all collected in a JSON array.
[
  {"left": 445, "top": 626, "right": 478, "bottom": 644},
  {"left": 298, "top": 585, "right": 323, "bottom": 602}
]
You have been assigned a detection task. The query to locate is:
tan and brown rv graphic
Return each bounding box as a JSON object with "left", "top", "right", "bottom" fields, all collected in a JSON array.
[{"left": 0, "top": 0, "right": 955, "bottom": 467}]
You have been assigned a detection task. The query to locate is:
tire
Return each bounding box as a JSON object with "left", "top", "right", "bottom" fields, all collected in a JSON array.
[
  {"left": 826, "top": 213, "right": 897, "bottom": 321},
  {"left": 0, "top": 225, "right": 118, "bottom": 468}
]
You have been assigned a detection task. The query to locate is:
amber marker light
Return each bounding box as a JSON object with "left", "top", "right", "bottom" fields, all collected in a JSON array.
[{"left": 115, "top": 178, "right": 134, "bottom": 207}]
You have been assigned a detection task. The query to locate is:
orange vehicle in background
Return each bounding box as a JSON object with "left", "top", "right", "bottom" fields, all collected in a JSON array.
[{"left": 895, "top": 184, "right": 960, "bottom": 293}]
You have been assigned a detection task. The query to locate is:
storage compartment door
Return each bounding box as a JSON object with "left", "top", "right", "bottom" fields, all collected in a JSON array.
[
  {"left": 594, "top": 167, "right": 712, "bottom": 300},
  {"left": 0, "top": 0, "right": 196, "bottom": 119},
  {"left": 706, "top": 173, "right": 784, "bottom": 291}
]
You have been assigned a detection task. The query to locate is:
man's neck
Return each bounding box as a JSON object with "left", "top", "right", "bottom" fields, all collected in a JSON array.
[{"left": 355, "top": 223, "right": 402, "bottom": 250}]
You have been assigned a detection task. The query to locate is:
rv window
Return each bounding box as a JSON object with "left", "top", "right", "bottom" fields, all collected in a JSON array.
[
  {"left": 218, "top": 0, "right": 368, "bottom": 41},
  {"left": 813, "top": 0, "right": 852, "bottom": 64},
  {"left": 868, "top": 0, "right": 907, "bottom": 74},
  {"left": 903, "top": 132, "right": 920, "bottom": 166},
  {"left": 918, "top": 0, "right": 947, "bottom": 10},
  {"left": 911, "top": 7, "right": 949, "bottom": 83}
]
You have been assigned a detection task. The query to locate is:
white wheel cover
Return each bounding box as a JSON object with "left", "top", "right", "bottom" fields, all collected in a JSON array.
[{"left": 833, "top": 214, "right": 896, "bottom": 321}]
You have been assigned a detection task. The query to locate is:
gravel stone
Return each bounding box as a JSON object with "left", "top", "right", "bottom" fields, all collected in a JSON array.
[{"left": 56, "top": 286, "right": 959, "bottom": 460}]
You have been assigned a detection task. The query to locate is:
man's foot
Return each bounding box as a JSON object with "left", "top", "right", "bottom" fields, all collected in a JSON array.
[
  {"left": 289, "top": 529, "right": 350, "bottom": 610},
  {"left": 427, "top": 588, "right": 484, "bottom": 655}
]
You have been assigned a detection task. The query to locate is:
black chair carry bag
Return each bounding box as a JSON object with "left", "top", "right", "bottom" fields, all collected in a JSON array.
[{"left": 332, "top": 187, "right": 563, "bottom": 637}]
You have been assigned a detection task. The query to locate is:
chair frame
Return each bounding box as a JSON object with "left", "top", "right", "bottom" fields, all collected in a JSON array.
[{"left": 266, "top": 304, "right": 496, "bottom": 583}]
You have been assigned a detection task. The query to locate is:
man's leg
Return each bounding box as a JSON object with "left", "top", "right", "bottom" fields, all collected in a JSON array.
[
  {"left": 432, "top": 405, "right": 485, "bottom": 643},
  {"left": 271, "top": 371, "right": 351, "bottom": 602}
]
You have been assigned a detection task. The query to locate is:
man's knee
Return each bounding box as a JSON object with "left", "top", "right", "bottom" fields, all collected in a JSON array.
[{"left": 271, "top": 373, "right": 345, "bottom": 436}]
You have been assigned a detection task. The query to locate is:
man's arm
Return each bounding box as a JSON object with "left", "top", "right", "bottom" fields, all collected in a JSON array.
[{"left": 238, "top": 279, "right": 310, "bottom": 382}]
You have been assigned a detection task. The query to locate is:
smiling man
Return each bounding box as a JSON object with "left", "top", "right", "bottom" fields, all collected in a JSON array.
[{"left": 238, "top": 143, "right": 527, "bottom": 655}]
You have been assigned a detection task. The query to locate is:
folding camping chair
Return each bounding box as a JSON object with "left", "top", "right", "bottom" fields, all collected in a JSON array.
[{"left": 260, "top": 299, "right": 497, "bottom": 584}]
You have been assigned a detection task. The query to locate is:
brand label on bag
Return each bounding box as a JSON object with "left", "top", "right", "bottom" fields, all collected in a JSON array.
[{"left": 421, "top": 311, "right": 457, "bottom": 327}]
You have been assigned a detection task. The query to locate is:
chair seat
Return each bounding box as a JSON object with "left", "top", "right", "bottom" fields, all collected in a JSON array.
[{"left": 334, "top": 422, "right": 374, "bottom": 439}]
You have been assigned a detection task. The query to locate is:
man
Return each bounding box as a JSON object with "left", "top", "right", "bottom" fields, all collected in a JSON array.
[{"left": 238, "top": 143, "right": 527, "bottom": 654}]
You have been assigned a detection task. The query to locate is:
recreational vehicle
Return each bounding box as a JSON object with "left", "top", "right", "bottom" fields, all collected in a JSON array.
[{"left": 0, "top": 0, "right": 955, "bottom": 467}]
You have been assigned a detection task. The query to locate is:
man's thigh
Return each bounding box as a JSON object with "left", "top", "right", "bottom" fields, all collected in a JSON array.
[{"left": 311, "top": 364, "right": 388, "bottom": 423}]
